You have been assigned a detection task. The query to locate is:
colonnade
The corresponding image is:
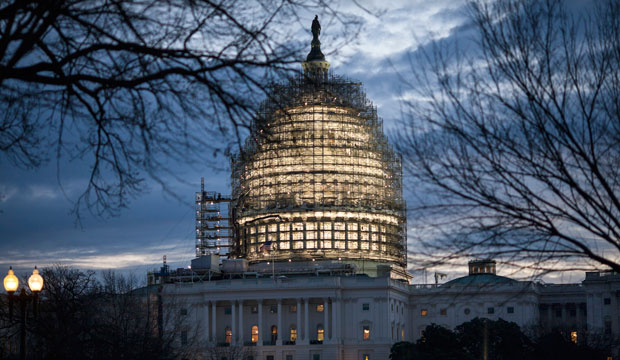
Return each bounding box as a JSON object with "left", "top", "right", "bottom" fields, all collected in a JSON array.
[{"left": 201, "top": 297, "right": 341, "bottom": 346}]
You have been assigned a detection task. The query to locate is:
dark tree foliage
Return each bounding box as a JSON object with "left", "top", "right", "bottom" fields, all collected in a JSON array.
[
  {"left": 0, "top": 265, "right": 185, "bottom": 360},
  {"left": 390, "top": 319, "right": 608, "bottom": 360},
  {"left": 455, "top": 318, "right": 532, "bottom": 360},
  {"left": 395, "top": 0, "right": 620, "bottom": 274},
  {"left": 0, "top": 0, "right": 362, "bottom": 218},
  {"left": 391, "top": 324, "right": 465, "bottom": 360},
  {"left": 533, "top": 332, "right": 606, "bottom": 360}
]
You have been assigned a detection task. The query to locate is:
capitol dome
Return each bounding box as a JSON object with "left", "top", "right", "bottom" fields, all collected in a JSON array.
[{"left": 229, "top": 18, "right": 407, "bottom": 274}]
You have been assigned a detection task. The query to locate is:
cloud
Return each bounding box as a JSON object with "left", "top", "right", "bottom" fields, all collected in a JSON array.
[{"left": 0, "top": 240, "right": 192, "bottom": 272}]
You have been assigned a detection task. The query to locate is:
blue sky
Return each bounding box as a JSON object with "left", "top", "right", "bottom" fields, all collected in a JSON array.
[{"left": 1, "top": 1, "right": 585, "bottom": 284}]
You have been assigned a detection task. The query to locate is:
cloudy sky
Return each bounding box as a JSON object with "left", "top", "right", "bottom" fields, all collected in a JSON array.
[{"left": 0, "top": 0, "right": 587, "bottom": 284}]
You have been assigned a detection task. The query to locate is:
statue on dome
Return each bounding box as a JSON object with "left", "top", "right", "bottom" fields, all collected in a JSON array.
[{"left": 311, "top": 15, "right": 321, "bottom": 40}]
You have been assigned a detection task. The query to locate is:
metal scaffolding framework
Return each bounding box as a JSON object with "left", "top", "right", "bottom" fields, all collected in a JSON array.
[
  {"left": 229, "top": 71, "right": 407, "bottom": 270},
  {"left": 195, "top": 178, "right": 232, "bottom": 257}
]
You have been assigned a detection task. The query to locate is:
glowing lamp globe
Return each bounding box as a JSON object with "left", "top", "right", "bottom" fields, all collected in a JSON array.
[
  {"left": 28, "top": 267, "right": 44, "bottom": 292},
  {"left": 3, "top": 267, "right": 19, "bottom": 293}
]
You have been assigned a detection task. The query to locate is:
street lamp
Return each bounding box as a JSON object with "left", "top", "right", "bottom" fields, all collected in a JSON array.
[{"left": 3, "top": 266, "right": 44, "bottom": 360}]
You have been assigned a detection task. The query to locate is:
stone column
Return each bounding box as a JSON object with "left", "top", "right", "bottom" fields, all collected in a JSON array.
[
  {"left": 296, "top": 298, "right": 302, "bottom": 344},
  {"left": 211, "top": 301, "right": 217, "bottom": 343},
  {"left": 258, "top": 299, "right": 263, "bottom": 346},
  {"left": 332, "top": 298, "right": 339, "bottom": 343},
  {"left": 277, "top": 299, "right": 283, "bottom": 345},
  {"left": 324, "top": 298, "right": 329, "bottom": 342},
  {"left": 239, "top": 300, "right": 244, "bottom": 345},
  {"left": 204, "top": 302, "right": 210, "bottom": 343},
  {"left": 231, "top": 301, "right": 237, "bottom": 345},
  {"left": 304, "top": 298, "right": 310, "bottom": 344}
]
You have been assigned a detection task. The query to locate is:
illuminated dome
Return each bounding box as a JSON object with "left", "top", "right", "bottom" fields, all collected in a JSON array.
[{"left": 230, "top": 17, "right": 407, "bottom": 273}]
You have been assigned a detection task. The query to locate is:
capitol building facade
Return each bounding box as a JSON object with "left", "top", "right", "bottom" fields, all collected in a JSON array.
[{"left": 148, "top": 18, "right": 620, "bottom": 360}]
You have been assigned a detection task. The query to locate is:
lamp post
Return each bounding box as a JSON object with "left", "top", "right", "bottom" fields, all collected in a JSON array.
[{"left": 3, "top": 266, "right": 44, "bottom": 360}]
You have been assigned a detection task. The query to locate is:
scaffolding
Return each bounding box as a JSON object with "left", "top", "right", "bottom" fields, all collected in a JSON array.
[
  {"left": 195, "top": 178, "right": 232, "bottom": 257},
  {"left": 230, "top": 71, "right": 407, "bottom": 270}
]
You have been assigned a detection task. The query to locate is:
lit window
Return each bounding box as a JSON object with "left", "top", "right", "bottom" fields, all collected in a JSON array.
[
  {"left": 316, "top": 304, "right": 324, "bottom": 312},
  {"left": 271, "top": 325, "right": 278, "bottom": 343},
  {"left": 571, "top": 331, "right": 577, "bottom": 344},
  {"left": 401, "top": 328, "right": 405, "bottom": 340},
  {"left": 362, "top": 303, "right": 370, "bottom": 311},
  {"left": 317, "top": 325, "right": 324, "bottom": 341},
  {"left": 251, "top": 325, "right": 259, "bottom": 343},
  {"left": 420, "top": 309, "right": 428, "bottom": 316},
  {"left": 225, "top": 327, "right": 232, "bottom": 344},
  {"left": 289, "top": 305, "right": 297, "bottom": 313},
  {"left": 363, "top": 355, "right": 370, "bottom": 360},
  {"left": 363, "top": 325, "right": 370, "bottom": 340},
  {"left": 290, "top": 326, "right": 297, "bottom": 342},
  {"left": 440, "top": 309, "right": 447, "bottom": 316}
]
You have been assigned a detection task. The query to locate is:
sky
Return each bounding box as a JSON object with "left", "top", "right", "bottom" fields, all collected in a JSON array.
[{"left": 0, "top": 0, "right": 588, "bottom": 285}]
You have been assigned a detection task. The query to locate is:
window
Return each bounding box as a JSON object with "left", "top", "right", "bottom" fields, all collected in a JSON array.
[
  {"left": 420, "top": 309, "right": 428, "bottom": 316},
  {"left": 225, "top": 307, "right": 231, "bottom": 315},
  {"left": 180, "top": 308, "right": 188, "bottom": 316},
  {"left": 251, "top": 305, "right": 258, "bottom": 314},
  {"left": 181, "top": 330, "right": 188, "bottom": 345},
  {"left": 362, "top": 303, "right": 370, "bottom": 311},
  {"left": 289, "top": 305, "right": 297, "bottom": 313},
  {"left": 362, "top": 355, "right": 370, "bottom": 360},
  {"left": 571, "top": 331, "right": 578, "bottom": 344},
  {"left": 290, "top": 325, "right": 297, "bottom": 342},
  {"left": 569, "top": 309, "right": 576, "bottom": 317},
  {"left": 316, "top": 304, "right": 324, "bottom": 312},
  {"left": 464, "top": 308, "right": 471, "bottom": 315},
  {"left": 225, "top": 327, "right": 232, "bottom": 344},
  {"left": 488, "top": 307, "right": 494, "bottom": 315},
  {"left": 313, "top": 355, "right": 321, "bottom": 360},
  {"left": 317, "top": 324, "right": 324, "bottom": 341},
  {"left": 555, "top": 309, "right": 562, "bottom": 318},
  {"left": 363, "top": 325, "right": 370, "bottom": 340},
  {"left": 286, "top": 356, "right": 294, "bottom": 360},
  {"left": 271, "top": 325, "right": 278, "bottom": 343},
  {"left": 270, "top": 305, "right": 278, "bottom": 314},
  {"left": 266, "top": 356, "right": 274, "bottom": 360},
  {"left": 251, "top": 325, "right": 259, "bottom": 343},
  {"left": 440, "top": 309, "right": 447, "bottom": 316},
  {"left": 507, "top": 307, "right": 514, "bottom": 314},
  {"left": 247, "top": 357, "right": 254, "bottom": 360},
  {"left": 401, "top": 327, "right": 405, "bottom": 340},
  {"left": 604, "top": 298, "right": 611, "bottom": 305}
]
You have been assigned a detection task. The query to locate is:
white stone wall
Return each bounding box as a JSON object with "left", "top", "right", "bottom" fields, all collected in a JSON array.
[
  {"left": 163, "top": 276, "right": 407, "bottom": 360},
  {"left": 161, "top": 271, "right": 620, "bottom": 359}
]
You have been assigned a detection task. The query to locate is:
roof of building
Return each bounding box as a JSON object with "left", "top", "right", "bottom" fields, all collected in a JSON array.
[{"left": 443, "top": 273, "right": 517, "bottom": 286}]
